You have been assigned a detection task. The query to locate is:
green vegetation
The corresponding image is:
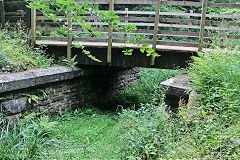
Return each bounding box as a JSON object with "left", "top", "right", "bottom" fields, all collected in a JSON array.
[
  {"left": 0, "top": 115, "right": 46, "bottom": 159},
  {"left": 1, "top": 47, "right": 240, "bottom": 159},
  {"left": 111, "top": 68, "right": 180, "bottom": 107},
  {"left": 39, "top": 68, "right": 180, "bottom": 159},
  {"left": 1, "top": 1, "right": 240, "bottom": 159},
  {"left": 41, "top": 109, "right": 122, "bottom": 159},
  {"left": 0, "top": 28, "right": 54, "bottom": 73}
]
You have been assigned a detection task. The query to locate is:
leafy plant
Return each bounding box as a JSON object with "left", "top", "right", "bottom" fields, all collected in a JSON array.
[
  {"left": 0, "top": 50, "right": 13, "bottom": 72},
  {"left": 62, "top": 55, "right": 78, "bottom": 67},
  {"left": 189, "top": 48, "right": 240, "bottom": 123},
  {"left": 20, "top": 112, "right": 58, "bottom": 134},
  {"left": 26, "top": 94, "right": 39, "bottom": 104},
  {"left": 26, "top": 0, "right": 159, "bottom": 61}
]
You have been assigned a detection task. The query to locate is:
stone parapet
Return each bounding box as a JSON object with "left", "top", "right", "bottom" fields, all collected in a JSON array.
[{"left": 0, "top": 66, "right": 140, "bottom": 118}]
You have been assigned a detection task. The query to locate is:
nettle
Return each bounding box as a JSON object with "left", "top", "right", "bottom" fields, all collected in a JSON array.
[
  {"left": 0, "top": 50, "right": 13, "bottom": 72},
  {"left": 26, "top": 0, "right": 158, "bottom": 61}
]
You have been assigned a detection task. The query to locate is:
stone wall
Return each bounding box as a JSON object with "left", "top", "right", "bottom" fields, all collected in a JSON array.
[{"left": 0, "top": 66, "right": 140, "bottom": 118}]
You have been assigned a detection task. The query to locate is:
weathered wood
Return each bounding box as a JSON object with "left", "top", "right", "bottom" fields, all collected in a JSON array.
[
  {"left": 25, "top": 5, "right": 31, "bottom": 28},
  {"left": 208, "top": 3, "right": 240, "bottom": 9},
  {"left": 31, "top": 7, "right": 36, "bottom": 47},
  {"left": 67, "top": 16, "right": 73, "bottom": 60},
  {"left": 107, "top": 0, "right": 114, "bottom": 64},
  {"left": 188, "top": 10, "right": 193, "bottom": 42},
  {"left": 36, "top": 11, "right": 240, "bottom": 20},
  {"left": 151, "top": 0, "right": 160, "bottom": 66},
  {"left": 34, "top": 0, "right": 240, "bottom": 55},
  {"left": 198, "top": 0, "right": 208, "bottom": 52},
  {"left": 124, "top": 8, "right": 128, "bottom": 39},
  {"left": 0, "top": 0, "right": 5, "bottom": 28},
  {"left": 76, "top": 0, "right": 240, "bottom": 8}
]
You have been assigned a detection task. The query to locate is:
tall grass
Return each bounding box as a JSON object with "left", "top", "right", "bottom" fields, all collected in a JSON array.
[{"left": 0, "top": 116, "right": 45, "bottom": 159}]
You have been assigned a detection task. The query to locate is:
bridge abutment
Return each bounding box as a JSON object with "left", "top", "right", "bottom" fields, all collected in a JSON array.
[{"left": 0, "top": 66, "right": 140, "bottom": 119}]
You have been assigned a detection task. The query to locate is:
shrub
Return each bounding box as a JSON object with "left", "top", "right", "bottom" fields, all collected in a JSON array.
[
  {"left": 189, "top": 48, "right": 240, "bottom": 123},
  {"left": 118, "top": 88, "right": 175, "bottom": 159}
]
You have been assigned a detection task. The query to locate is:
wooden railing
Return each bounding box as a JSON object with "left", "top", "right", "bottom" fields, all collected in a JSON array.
[
  {"left": 0, "top": 0, "right": 31, "bottom": 28},
  {"left": 31, "top": 0, "right": 240, "bottom": 65}
]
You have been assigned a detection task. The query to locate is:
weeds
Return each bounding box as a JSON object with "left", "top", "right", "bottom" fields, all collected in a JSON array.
[{"left": 0, "top": 26, "right": 55, "bottom": 73}]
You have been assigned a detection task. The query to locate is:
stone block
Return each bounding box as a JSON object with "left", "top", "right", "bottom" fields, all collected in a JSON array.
[{"left": 1, "top": 97, "right": 29, "bottom": 115}]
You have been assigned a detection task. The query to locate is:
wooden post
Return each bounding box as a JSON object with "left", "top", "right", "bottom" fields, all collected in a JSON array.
[
  {"left": 25, "top": 3, "right": 31, "bottom": 28},
  {"left": 150, "top": 0, "right": 161, "bottom": 66},
  {"left": 31, "top": 7, "right": 36, "bottom": 47},
  {"left": 0, "top": 0, "right": 5, "bottom": 29},
  {"left": 198, "top": 0, "right": 208, "bottom": 52},
  {"left": 124, "top": 8, "right": 128, "bottom": 39},
  {"left": 188, "top": 10, "right": 193, "bottom": 42},
  {"left": 107, "top": 0, "right": 114, "bottom": 64},
  {"left": 67, "top": 17, "right": 73, "bottom": 60}
]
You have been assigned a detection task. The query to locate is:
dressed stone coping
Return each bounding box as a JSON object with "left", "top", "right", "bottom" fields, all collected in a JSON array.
[
  {"left": 0, "top": 66, "right": 83, "bottom": 93},
  {"left": 160, "top": 74, "right": 191, "bottom": 98}
]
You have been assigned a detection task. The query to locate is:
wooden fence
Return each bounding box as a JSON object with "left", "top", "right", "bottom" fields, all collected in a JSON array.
[
  {"left": 0, "top": 0, "right": 30, "bottom": 28},
  {"left": 31, "top": 0, "right": 240, "bottom": 65}
]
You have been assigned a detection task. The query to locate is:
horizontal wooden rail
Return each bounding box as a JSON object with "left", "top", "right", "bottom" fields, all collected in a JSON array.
[
  {"left": 76, "top": 0, "right": 240, "bottom": 8},
  {"left": 33, "top": 0, "right": 240, "bottom": 60}
]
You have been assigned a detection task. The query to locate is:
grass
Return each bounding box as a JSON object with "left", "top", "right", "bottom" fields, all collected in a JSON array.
[
  {"left": 37, "top": 48, "right": 240, "bottom": 159},
  {"left": 3, "top": 44, "right": 239, "bottom": 159},
  {"left": 2, "top": 50, "right": 240, "bottom": 159},
  {"left": 41, "top": 109, "right": 122, "bottom": 159},
  {"left": 38, "top": 68, "right": 181, "bottom": 159}
]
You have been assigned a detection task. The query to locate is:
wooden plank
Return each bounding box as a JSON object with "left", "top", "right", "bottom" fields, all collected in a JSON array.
[
  {"left": 36, "top": 11, "right": 240, "bottom": 21},
  {"left": 37, "top": 23, "right": 240, "bottom": 34},
  {"left": 50, "top": 15, "right": 239, "bottom": 28},
  {"left": 77, "top": 0, "right": 240, "bottom": 8},
  {"left": 158, "top": 30, "right": 240, "bottom": 40},
  {"left": 0, "top": 0, "right": 5, "bottom": 28},
  {"left": 160, "top": 17, "right": 240, "bottom": 27},
  {"left": 5, "top": 12, "right": 26, "bottom": 16},
  {"left": 77, "top": 0, "right": 156, "bottom": 5},
  {"left": 107, "top": 0, "right": 114, "bottom": 64},
  {"left": 67, "top": 16, "right": 73, "bottom": 60},
  {"left": 208, "top": 3, "right": 240, "bottom": 9},
  {"left": 161, "top": 1, "right": 202, "bottom": 7},
  {"left": 31, "top": 7, "right": 36, "bottom": 47},
  {"left": 198, "top": 0, "right": 208, "bottom": 52},
  {"left": 36, "top": 37, "right": 199, "bottom": 48},
  {"left": 151, "top": 0, "right": 160, "bottom": 66},
  {"left": 157, "top": 40, "right": 198, "bottom": 48},
  {"left": 124, "top": 8, "right": 128, "bottom": 39},
  {"left": 36, "top": 37, "right": 67, "bottom": 41}
]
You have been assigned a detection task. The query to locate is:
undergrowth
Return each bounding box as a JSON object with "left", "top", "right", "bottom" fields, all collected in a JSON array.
[
  {"left": 2, "top": 47, "right": 240, "bottom": 159},
  {"left": 111, "top": 68, "right": 181, "bottom": 107},
  {"left": 0, "top": 27, "right": 55, "bottom": 73}
]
